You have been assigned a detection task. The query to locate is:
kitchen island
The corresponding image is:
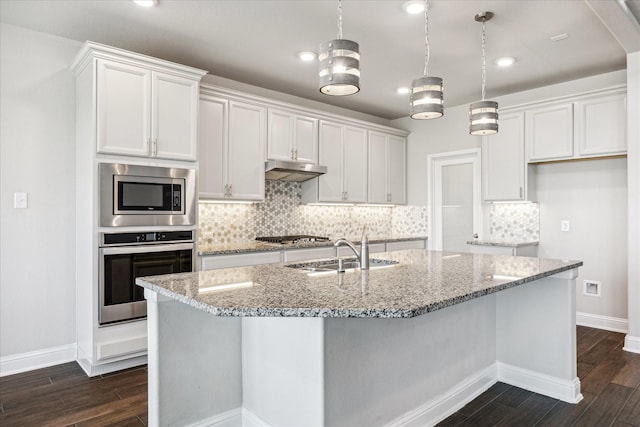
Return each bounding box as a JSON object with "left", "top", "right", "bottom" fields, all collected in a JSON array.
[{"left": 137, "top": 250, "right": 583, "bottom": 427}]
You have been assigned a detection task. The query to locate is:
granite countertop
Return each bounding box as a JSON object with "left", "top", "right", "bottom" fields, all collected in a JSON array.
[
  {"left": 137, "top": 250, "right": 581, "bottom": 319},
  {"left": 466, "top": 240, "right": 539, "bottom": 248},
  {"left": 198, "top": 235, "right": 427, "bottom": 256}
]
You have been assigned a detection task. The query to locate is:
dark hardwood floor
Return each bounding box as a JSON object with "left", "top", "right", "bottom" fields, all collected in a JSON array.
[{"left": 0, "top": 326, "right": 638, "bottom": 426}]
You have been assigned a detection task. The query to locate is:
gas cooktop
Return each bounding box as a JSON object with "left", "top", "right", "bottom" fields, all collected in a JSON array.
[{"left": 255, "top": 235, "right": 330, "bottom": 245}]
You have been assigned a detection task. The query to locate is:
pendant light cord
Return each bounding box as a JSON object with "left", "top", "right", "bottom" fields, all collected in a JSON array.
[
  {"left": 424, "top": 0, "right": 430, "bottom": 76},
  {"left": 337, "top": 0, "right": 343, "bottom": 39},
  {"left": 481, "top": 19, "right": 487, "bottom": 100}
]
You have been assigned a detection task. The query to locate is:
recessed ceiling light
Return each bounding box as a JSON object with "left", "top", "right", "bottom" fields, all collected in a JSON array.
[
  {"left": 133, "top": 0, "right": 157, "bottom": 7},
  {"left": 397, "top": 87, "right": 410, "bottom": 95},
  {"left": 402, "top": 0, "right": 425, "bottom": 15},
  {"left": 297, "top": 51, "right": 317, "bottom": 61},
  {"left": 495, "top": 57, "right": 517, "bottom": 67}
]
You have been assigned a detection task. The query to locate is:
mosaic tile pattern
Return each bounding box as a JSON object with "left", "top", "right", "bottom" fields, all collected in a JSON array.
[
  {"left": 489, "top": 203, "right": 540, "bottom": 241},
  {"left": 198, "top": 181, "right": 428, "bottom": 246}
]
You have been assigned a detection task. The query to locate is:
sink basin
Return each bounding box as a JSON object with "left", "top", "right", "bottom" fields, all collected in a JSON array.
[{"left": 287, "top": 258, "right": 398, "bottom": 272}]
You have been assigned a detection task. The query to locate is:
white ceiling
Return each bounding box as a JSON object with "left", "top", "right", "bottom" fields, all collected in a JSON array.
[{"left": 1, "top": 0, "right": 637, "bottom": 120}]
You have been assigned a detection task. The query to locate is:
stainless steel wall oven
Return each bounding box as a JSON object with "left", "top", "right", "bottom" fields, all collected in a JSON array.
[{"left": 99, "top": 230, "right": 195, "bottom": 325}]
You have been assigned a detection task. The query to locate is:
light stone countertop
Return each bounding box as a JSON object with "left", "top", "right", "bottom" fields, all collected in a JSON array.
[
  {"left": 137, "top": 250, "right": 581, "bottom": 319},
  {"left": 466, "top": 240, "right": 539, "bottom": 248},
  {"left": 198, "top": 235, "right": 427, "bottom": 256}
]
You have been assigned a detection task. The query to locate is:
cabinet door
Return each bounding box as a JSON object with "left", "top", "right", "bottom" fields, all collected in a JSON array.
[
  {"left": 367, "top": 131, "right": 388, "bottom": 204},
  {"left": 198, "top": 96, "right": 228, "bottom": 199},
  {"left": 483, "top": 112, "right": 525, "bottom": 201},
  {"left": 575, "top": 91, "right": 626, "bottom": 157},
  {"left": 152, "top": 72, "right": 199, "bottom": 161},
  {"left": 293, "top": 115, "right": 318, "bottom": 164},
  {"left": 388, "top": 136, "right": 406, "bottom": 204},
  {"left": 227, "top": 101, "right": 266, "bottom": 201},
  {"left": 318, "top": 121, "right": 345, "bottom": 202},
  {"left": 343, "top": 126, "right": 367, "bottom": 203},
  {"left": 526, "top": 103, "right": 573, "bottom": 162},
  {"left": 267, "top": 109, "right": 294, "bottom": 161},
  {"left": 96, "top": 59, "right": 151, "bottom": 157}
]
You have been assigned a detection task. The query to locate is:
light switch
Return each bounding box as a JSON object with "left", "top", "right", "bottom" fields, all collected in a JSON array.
[
  {"left": 14, "top": 192, "right": 28, "bottom": 209},
  {"left": 560, "top": 220, "right": 570, "bottom": 232}
]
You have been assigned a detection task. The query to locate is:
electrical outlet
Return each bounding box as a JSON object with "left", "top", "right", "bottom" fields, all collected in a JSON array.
[
  {"left": 584, "top": 280, "right": 601, "bottom": 297},
  {"left": 560, "top": 220, "right": 570, "bottom": 232}
]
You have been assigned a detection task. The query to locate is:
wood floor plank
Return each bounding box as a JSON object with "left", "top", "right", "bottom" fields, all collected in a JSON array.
[
  {"left": 456, "top": 399, "right": 514, "bottom": 426},
  {"left": 580, "top": 355, "right": 627, "bottom": 395},
  {"left": 578, "top": 333, "right": 625, "bottom": 365},
  {"left": 576, "top": 328, "right": 610, "bottom": 355},
  {"left": 573, "top": 383, "right": 635, "bottom": 426},
  {"left": 610, "top": 349, "right": 640, "bottom": 389},
  {"left": 435, "top": 411, "right": 467, "bottom": 426},
  {"left": 494, "top": 392, "right": 557, "bottom": 426},
  {"left": 44, "top": 393, "right": 147, "bottom": 427},
  {"left": 616, "top": 386, "right": 640, "bottom": 426},
  {"left": 455, "top": 382, "right": 511, "bottom": 417}
]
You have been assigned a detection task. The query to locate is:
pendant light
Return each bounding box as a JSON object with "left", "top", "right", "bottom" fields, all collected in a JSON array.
[
  {"left": 319, "top": 0, "right": 360, "bottom": 96},
  {"left": 410, "top": 0, "right": 444, "bottom": 119},
  {"left": 469, "top": 11, "right": 498, "bottom": 135}
]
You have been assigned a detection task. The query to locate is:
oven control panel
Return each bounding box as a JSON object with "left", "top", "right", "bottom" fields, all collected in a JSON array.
[{"left": 101, "top": 230, "right": 194, "bottom": 246}]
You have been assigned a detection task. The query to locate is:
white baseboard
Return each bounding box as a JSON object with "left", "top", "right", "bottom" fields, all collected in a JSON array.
[
  {"left": 623, "top": 335, "right": 640, "bottom": 354},
  {"left": 183, "top": 407, "right": 271, "bottom": 427},
  {"left": 384, "top": 364, "right": 498, "bottom": 427},
  {"left": 497, "top": 362, "right": 583, "bottom": 404},
  {"left": 576, "top": 312, "right": 628, "bottom": 333},
  {"left": 0, "top": 344, "right": 76, "bottom": 377}
]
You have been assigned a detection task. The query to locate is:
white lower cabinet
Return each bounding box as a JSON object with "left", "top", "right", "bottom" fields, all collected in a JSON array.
[
  {"left": 199, "top": 90, "right": 266, "bottom": 201},
  {"left": 385, "top": 240, "right": 426, "bottom": 251},
  {"left": 283, "top": 247, "right": 336, "bottom": 262}
]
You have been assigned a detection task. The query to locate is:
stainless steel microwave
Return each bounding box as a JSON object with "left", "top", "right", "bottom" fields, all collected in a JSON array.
[{"left": 99, "top": 163, "right": 196, "bottom": 227}]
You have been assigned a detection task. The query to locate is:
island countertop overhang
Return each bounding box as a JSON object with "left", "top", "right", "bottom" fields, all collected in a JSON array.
[{"left": 136, "top": 250, "right": 582, "bottom": 319}]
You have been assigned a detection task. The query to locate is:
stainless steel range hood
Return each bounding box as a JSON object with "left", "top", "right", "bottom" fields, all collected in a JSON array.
[{"left": 265, "top": 160, "right": 327, "bottom": 182}]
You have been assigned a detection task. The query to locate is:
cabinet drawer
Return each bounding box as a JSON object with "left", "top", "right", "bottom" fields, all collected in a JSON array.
[
  {"left": 283, "top": 247, "right": 336, "bottom": 262},
  {"left": 386, "top": 240, "right": 426, "bottom": 251},
  {"left": 200, "top": 251, "right": 282, "bottom": 270}
]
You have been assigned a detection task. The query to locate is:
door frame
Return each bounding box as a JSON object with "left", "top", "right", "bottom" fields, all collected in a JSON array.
[{"left": 427, "top": 149, "right": 483, "bottom": 251}]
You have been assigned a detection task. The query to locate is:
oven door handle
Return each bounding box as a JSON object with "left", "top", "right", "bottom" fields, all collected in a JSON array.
[{"left": 100, "top": 242, "right": 195, "bottom": 255}]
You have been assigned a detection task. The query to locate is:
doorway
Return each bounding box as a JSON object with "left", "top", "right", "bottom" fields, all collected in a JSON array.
[{"left": 428, "top": 149, "right": 482, "bottom": 251}]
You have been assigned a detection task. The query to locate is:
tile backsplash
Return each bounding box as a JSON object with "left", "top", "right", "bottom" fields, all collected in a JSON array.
[
  {"left": 199, "top": 181, "right": 427, "bottom": 245},
  {"left": 489, "top": 203, "right": 540, "bottom": 241},
  {"left": 198, "top": 181, "right": 539, "bottom": 246}
]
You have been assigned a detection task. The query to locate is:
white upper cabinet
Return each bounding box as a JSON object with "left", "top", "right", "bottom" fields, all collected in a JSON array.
[
  {"left": 96, "top": 59, "right": 201, "bottom": 161},
  {"left": 575, "top": 89, "right": 626, "bottom": 157},
  {"left": 526, "top": 102, "right": 574, "bottom": 162},
  {"left": 199, "top": 92, "right": 265, "bottom": 201},
  {"left": 482, "top": 112, "right": 535, "bottom": 201},
  {"left": 526, "top": 87, "right": 626, "bottom": 163},
  {"left": 367, "top": 131, "right": 406, "bottom": 204},
  {"left": 302, "top": 121, "right": 367, "bottom": 203},
  {"left": 267, "top": 108, "right": 318, "bottom": 164}
]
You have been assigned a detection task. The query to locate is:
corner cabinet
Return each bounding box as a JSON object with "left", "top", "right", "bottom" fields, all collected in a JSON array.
[
  {"left": 482, "top": 112, "right": 535, "bottom": 201},
  {"left": 72, "top": 44, "right": 206, "bottom": 161},
  {"left": 199, "top": 90, "right": 266, "bottom": 201},
  {"left": 267, "top": 108, "right": 318, "bottom": 164},
  {"left": 302, "top": 121, "right": 367, "bottom": 203},
  {"left": 368, "top": 131, "right": 406, "bottom": 204}
]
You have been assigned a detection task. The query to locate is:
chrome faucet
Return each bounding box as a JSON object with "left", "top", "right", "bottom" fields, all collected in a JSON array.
[{"left": 334, "top": 226, "right": 370, "bottom": 271}]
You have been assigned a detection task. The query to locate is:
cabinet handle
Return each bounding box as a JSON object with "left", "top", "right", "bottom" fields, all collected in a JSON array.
[
  {"left": 520, "top": 187, "right": 523, "bottom": 198},
  {"left": 228, "top": 184, "right": 232, "bottom": 197},
  {"left": 294, "top": 149, "right": 298, "bottom": 161},
  {"left": 291, "top": 149, "right": 294, "bottom": 160},
  {"left": 147, "top": 139, "right": 152, "bottom": 156},
  {"left": 152, "top": 139, "right": 158, "bottom": 157}
]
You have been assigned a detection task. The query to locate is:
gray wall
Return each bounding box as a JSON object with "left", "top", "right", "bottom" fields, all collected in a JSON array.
[{"left": 0, "top": 24, "right": 81, "bottom": 361}]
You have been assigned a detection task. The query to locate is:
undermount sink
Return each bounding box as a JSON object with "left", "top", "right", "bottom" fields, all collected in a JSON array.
[{"left": 287, "top": 258, "right": 399, "bottom": 272}]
